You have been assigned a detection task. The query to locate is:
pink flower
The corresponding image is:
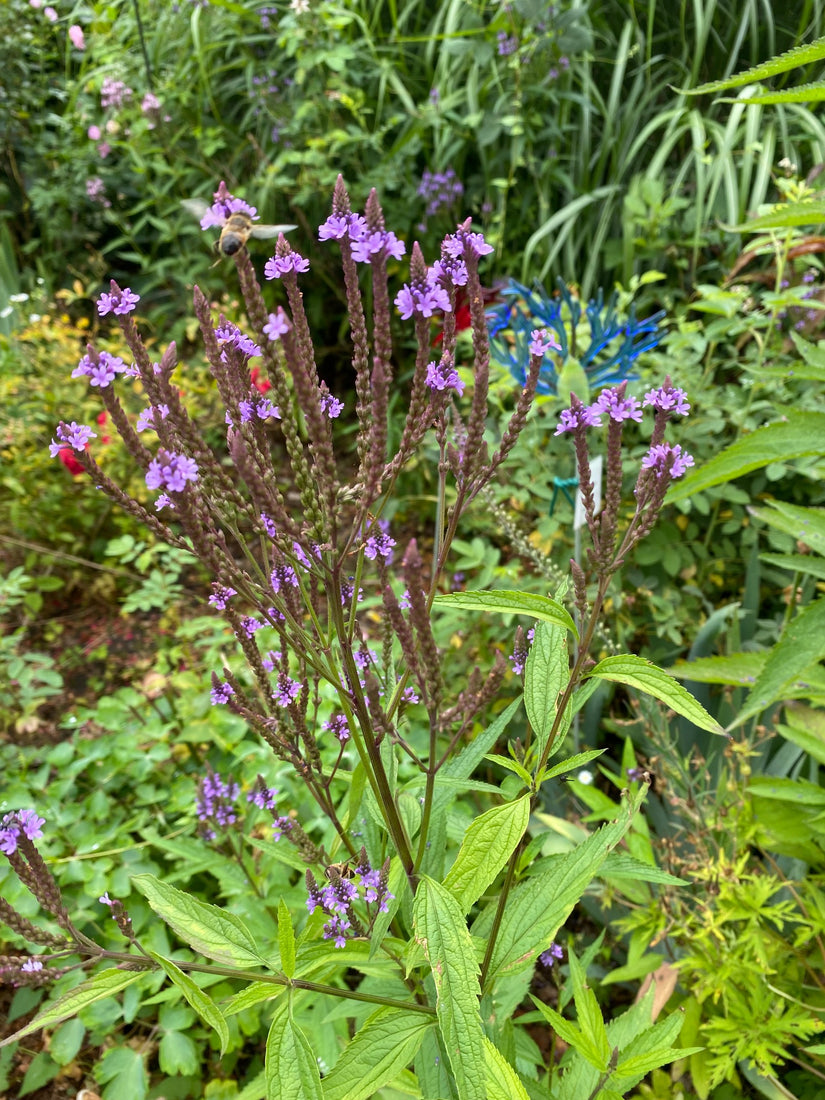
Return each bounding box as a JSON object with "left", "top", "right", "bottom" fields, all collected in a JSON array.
[
  {"left": 44, "top": 6, "right": 57, "bottom": 20},
  {"left": 69, "top": 24, "right": 85, "bottom": 49},
  {"left": 87, "top": 125, "right": 101, "bottom": 141}
]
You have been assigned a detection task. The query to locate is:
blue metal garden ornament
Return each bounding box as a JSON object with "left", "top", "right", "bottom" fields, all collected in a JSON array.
[{"left": 486, "top": 278, "right": 666, "bottom": 396}]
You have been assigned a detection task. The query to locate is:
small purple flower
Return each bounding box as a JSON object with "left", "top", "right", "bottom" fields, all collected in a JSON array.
[
  {"left": 402, "top": 686, "right": 420, "bottom": 704},
  {"left": 363, "top": 529, "right": 397, "bottom": 560},
  {"left": 643, "top": 384, "right": 690, "bottom": 416},
  {"left": 100, "top": 78, "right": 132, "bottom": 110},
  {"left": 215, "top": 321, "right": 261, "bottom": 358},
  {"left": 318, "top": 211, "right": 367, "bottom": 242},
  {"left": 248, "top": 785, "right": 279, "bottom": 810},
  {"left": 145, "top": 450, "right": 199, "bottom": 493},
  {"left": 49, "top": 421, "right": 97, "bottom": 455},
  {"left": 196, "top": 772, "right": 240, "bottom": 830},
  {"left": 320, "top": 392, "right": 345, "bottom": 418},
  {"left": 351, "top": 228, "right": 406, "bottom": 264},
  {"left": 97, "top": 285, "right": 140, "bottom": 317},
  {"left": 442, "top": 224, "right": 494, "bottom": 261},
  {"left": 271, "top": 563, "right": 299, "bottom": 592},
  {"left": 272, "top": 673, "right": 302, "bottom": 707},
  {"left": 497, "top": 31, "right": 519, "bottom": 56},
  {"left": 0, "top": 810, "right": 45, "bottom": 856},
  {"left": 21, "top": 958, "right": 44, "bottom": 973},
  {"left": 425, "top": 356, "right": 465, "bottom": 395},
  {"left": 264, "top": 251, "right": 310, "bottom": 279},
  {"left": 208, "top": 585, "right": 237, "bottom": 610},
  {"left": 72, "top": 350, "right": 128, "bottom": 387},
  {"left": 529, "top": 328, "right": 562, "bottom": 357},
  {"left": 641, "top": 442, "right": 695, "bottom": 479},
  {"left": 263, "top": 308, "right": 291, "bottom": 340},
  {"left": 593, "top": 388, "right": 643, "bottom": 423},
  {"left": 323, "top": 713, "right": 351, "bottom": 743},
  {"left": 540, "top": 943, "right": 564, "bottom": 966},
  {"left": 240, "top": 616, "right": 264, "bottom": 637},
  {"left": 432, "top": 253, "right": 469, "bottom": 288},
  {"left": 395, "top": 269, "right": 452, "bottom": 320},
  {"left": 136, "top": 404, "right": 170, "bottom": 433},
  {"left": 199, "top": 182, "right": 258, "bottom": 230},
  {"left": 262, "top": 649, "right": 282, "bottom": 672},
  {"left": 554, "top": 403, "right": 603, "bottom": 436},
  {"left": 211, "top": 680, "right": 235, "bottom": 705},
  {"left": 261, "top": 513, "right": 278, "bottom": 538}
]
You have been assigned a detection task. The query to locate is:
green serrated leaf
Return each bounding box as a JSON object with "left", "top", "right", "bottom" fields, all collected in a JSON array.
[
  {"left": 278, "top": 899, "right": 296, "bottom": 979},
  {"left": 132, "top": 873, "right": 265, "bottom": 968},
  {"left": 734, "top": 597, "right": 825, "bottom": 726},
  {"left": 443, "top": 795, "right": 530, "bottom": 912},
  {"left": 586, "top": 655, "right": 724, "bottom": 733},
  {"left": 265, "top": 1001, "right": 323, "bottom": 1100},
  {"left": 321, "top": 1006, "right": 433, "bottom": 1100},
  {"left": 222, "top": 981, "right": 285, "bottom": 1017},
  {"left": 751, "top": 501, "right": 825, "bottom": 556},
  {"left": 681, "top": 34, "right": 825, "bottom": 94},
  {"left": 483, "top": 1035, "right": 531, "bottom": 1100},
  {"left": 731, "top": 200, "right": 825, "bottom": 232},
  {"left": 726, "top": 82, "right": 825, "bottom": 105},
  {"left": 484, "top": 753, "right": 533, "bottom": 785},
  {"left": 665, "top": 412, "right": 825, "bottom": 503},
  {"left": 0, "top": 968, "right": 145, "bottom": 1048},
  {"left": 413, "top": 876, "right": 485, "bottom": 1100},
  {"left": 485, "top": 787, "right": 647, "bottom": 982},
  {"left": 145, "top": 949, "right": 230, "bottom": 1055},
  {"left": 540, "top": 748, "right": 606, "bottom": 783},
  {"left": 524, "top": 620, "right": 569, "bottom": 755},
  {"left": 600, "top": 853, "right": 688, "bottom": 886},
  {"left": 433, "top": 590, "right": 577, "bottom": 638}
]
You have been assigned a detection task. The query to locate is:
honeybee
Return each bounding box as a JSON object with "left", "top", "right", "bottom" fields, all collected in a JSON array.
[{"left": 182, "top": 198, "right": 297, "bottom": 256}]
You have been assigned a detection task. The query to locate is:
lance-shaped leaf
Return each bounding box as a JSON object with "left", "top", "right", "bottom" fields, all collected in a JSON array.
[
  {"left": 132, "top": 873, "right": 265, "bottom": 968},
  {"left": 483, "top": 1035, "right": 531, "bottom": 1100},
  {"left": 731, "top": 597, "right": 825, "bottom": 727},
  {"left": 266, "top": 1000, "right": 323, "bottom": 1100},
  {"left": 433, "top": 590, "right": 577, "bottom": 637},
  {"left": 321, "top": 1006, "right": 433, "bottom": 1100},
  {"left": 665, "top": 412, "right": 825, "bottom": 503},
  {"left": 413, "top": 876, "right": 485, "bottom": 1100},
  {"left": 443, "top": 795, "right": 530, "bottom": 913},
  {"left": 0, "top": 968, "right": 146, "bottom": 1048},
  {"left": 146, "top": 949, "right": 230, "bottom": 1054},
  {"left": 485, "top": 786, "right": 647, "bottom": 982},
  {"left": 680, "top": 34, "right": 825, "bottom": 95},
  {"left": 585, "top": 655, "right": 724, "bottom": 734},
  {"left": 524, "top": 620, "right": 569, "bottom": 756}
]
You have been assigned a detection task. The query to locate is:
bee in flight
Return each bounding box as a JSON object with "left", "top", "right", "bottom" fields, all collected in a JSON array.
[{"left": 182, "top": 184, "right": 296, "bottom": 256}]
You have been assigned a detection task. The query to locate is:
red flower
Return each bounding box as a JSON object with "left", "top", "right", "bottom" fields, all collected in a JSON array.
[
  {"left": 96, "top": 410, "right": 112, "bottom": 445},
  {"left": 250, "top": 367, "right": 272, "bottom": 394},
  {"left": 58, "top": 448, "right": 86, "bottom": 476}
]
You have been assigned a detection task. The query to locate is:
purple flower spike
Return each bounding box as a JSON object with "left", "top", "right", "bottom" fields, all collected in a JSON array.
[
  {"left": 555, "top": 403, "right": 602, "bottom": 436},
  {"left": 425, "top": 357, "right": 465, "bottom": 395},
  {"left": 641, "top": 442, "right": 695, "bottom": 479},
  {"left": 643, "top": 383, "right": 690, "bottom": 416},
  {"left": 593, "top": 388, "right": 643, "bottom": 423},
  {"left": 97, "top": 284, "right": 140, "bottom": 317},
  {"left": 49, "top": 421, "right": 97, "bottom": 456},
  {"left": 395, "top": 269, "right": 452, "bottom": 320},
  {"left": 0, "top": 810, "right": 45, "bottom": 856},
  {"left": 145, "top": 450, "right": 199, "bottom": 493},
  {"left": 264, "top": 251, "right": 310, "bottom": 279},
  {"left": 529, "top": 328, "right": 561, "bottom": 357}
]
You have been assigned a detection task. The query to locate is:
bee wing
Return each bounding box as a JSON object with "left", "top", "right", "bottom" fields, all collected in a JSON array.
[
  {"left": 249, "top": 223, "right": 297, "bottom": 240},
  {"left": 181, "top": 198, "right": 213, "bottom": 222}
]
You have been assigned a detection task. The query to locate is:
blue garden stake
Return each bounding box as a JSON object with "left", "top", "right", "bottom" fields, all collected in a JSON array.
[{"left": 549, "top": 475, "right": 578, "bottom": 516}]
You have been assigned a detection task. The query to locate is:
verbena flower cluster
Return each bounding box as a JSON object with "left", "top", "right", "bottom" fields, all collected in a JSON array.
[{"left": 306, "top": 852, "right": 393, "bottom": 948}]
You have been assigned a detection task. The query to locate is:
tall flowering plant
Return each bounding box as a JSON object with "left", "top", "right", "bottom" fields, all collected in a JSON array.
[{"left": 1, "top": 179, "right": 720, "bottom": 1098}]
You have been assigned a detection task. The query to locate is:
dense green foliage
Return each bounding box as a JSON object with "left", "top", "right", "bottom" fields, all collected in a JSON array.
[{"left": 3, "top": 2, "right": 825, "bottom": 1099}]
